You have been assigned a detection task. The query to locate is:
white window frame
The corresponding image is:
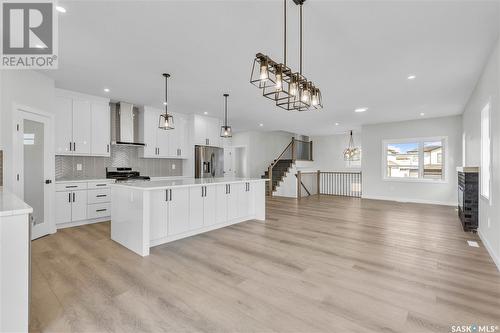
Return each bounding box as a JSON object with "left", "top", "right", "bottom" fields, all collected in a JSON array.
[
  {"left": 382, "top": 136, "right": 448, "bottom": 183},
  {"left": 480, "top": 102, "right": 491, "bottom": 200}
]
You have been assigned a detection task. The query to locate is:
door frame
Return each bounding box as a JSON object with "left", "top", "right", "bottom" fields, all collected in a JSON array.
[{"left": 12, "top": 103, "right": 56, "bottom": 239}]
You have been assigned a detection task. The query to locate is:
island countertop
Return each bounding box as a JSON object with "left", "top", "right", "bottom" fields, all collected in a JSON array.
[
  {"left": 0, "top": 187, "right": 33, "bottom": 217},
  {"left": 110, "top": 177, "right": 266, "bottom": 190}
]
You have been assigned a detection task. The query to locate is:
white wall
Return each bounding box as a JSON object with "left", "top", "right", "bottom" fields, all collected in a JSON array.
[
  {"left": 1, "top": 71, "right": 55, "bottom": 191},
  {"left": 462, "top": 38, "right": 500, "bottom": 270},
  {"left": 310, "top": 133, "right": 362, "bottom": 171},
  {"left": 361, "top": 115, "right": 462, "bottom": 205},
  {"left": 231, "top": 130, "right": 295, "bottom": 178}
]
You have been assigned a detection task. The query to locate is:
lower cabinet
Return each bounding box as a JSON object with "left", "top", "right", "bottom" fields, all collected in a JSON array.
[
  {"left": 189, "top": 185, "right": 216, "bottom": 230},
  {"left": 150, "top": 187, "right": 190, "bottom": 240},
  {"left": 55, "top": 190, "right": 87, "bottom": 224}
]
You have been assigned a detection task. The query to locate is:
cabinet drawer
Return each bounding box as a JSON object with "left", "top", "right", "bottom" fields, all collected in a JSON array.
[
  {"left": 87, "top": 203, "right": 111, "bottom": 219},
  {"left": 56, "top": 182, "right": 88, "bottom": 191},
  {"left": 88, "top": 181, "right": 113, "bottom": 189},
  {"left": 87, "top": 188, "right": 111, "bottom": 204}
]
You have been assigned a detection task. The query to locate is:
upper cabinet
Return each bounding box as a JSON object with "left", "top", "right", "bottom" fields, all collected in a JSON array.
[
  {"left": 193, "top": 115, "right": 221, "bottom": 147},
  {"left": 54, "top": 89, "right": 110, "bottom": 157},
  {"left": 138, "top": 106, "right": 189, "bottom": 159}
]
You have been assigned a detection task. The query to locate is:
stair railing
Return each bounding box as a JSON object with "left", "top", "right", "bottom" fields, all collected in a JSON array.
[{"left": 268, "top": 138, "right": 295, "bottom": 196}]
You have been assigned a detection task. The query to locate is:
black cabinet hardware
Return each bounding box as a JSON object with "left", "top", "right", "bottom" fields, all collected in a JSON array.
[
  {"left": 95, "top": 184, "right": 107, "bottom": 187},
  {"left": 96, "top": 209, "right": 107, "bottom": 212},
  {"left": 69, "top": 142, "right": 72, "bottom": 151},
  {"left": 72, "top": 192, "right": 75, "bottom": 202},
  {"left": 107, "top": 144, "right": 110, "bottom": 153},
  {"left": 68, "top": 193, "right": 71, "bottom": 203},
  {"left": 65, "top": 185, "right": 77, "bottom": 188},
  {"left": 165, "top": 189, "right": 168, "bottom": 201},
  {"left": 169, "top": 189, "right": 172, "bottom": 200},
  {"left": 96, "top": 194, "right": 107, "bottom": 198}
]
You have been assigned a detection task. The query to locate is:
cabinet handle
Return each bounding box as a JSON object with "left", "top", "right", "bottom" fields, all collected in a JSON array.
[
  {"left": 72, "top": 192, "right": 75, "bottom": 202},
  {"left": 165, "top": 189, "right": 169, "bottom": 201},
  {"left": 68, "top": 193, "right": 71, "bottom": 203},
  {"left": 206, "top": 138, "right": 209, "bottom": 145},
  {"left": 96, "top": 184, "right": 107, "bottom": 187},
  {"left": 65, "top": 185, "right": 78, "bottom": 188},
  {"left": 107, "top": 144, "right": 109, "bottom": 153},
  {"left": 228, "top": 184, "right": 231, "bottom": 194},
  {"left": 169, "top": 189, "right": 172, "bottom": 201},
  {"left": 201, "top": 187, "right": 204, "bottom": 197},
  {"left": 73, "top": 142, "right": 76, "bottom": 151},
  {"left": 69, "top": 142, "right": 72, "bottom": 151},
  {"left": 96, "top": 209, "right": 107, "bottom": 212},
  {"left": 96, "top": 194, "right": 107, "bottom": 198}
]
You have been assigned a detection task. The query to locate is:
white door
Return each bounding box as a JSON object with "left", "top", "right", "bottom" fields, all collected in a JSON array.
[
  {"left": 91, "top": 102, "right": 110, "bottom": 156},
  {"left": 55, "top": 191, "right": 72, "bottom": 224},
  {"left": 215, "top": 184, "right": 228, "bottom": 224},
  {"left": 54, "top": 96, "right": 73, "bottom": 155},
  {"left": 15, "top": 108, "right": 56, "bottom": 239},
  {"left": 189, "top": 186, "right": 204, "bottom": 230},
  {"left": 204, "top": 185, "right": 217, "bottom": 226},
  {"left": 227, "top": 183, "right": 239, "bottom": 220},
  {"left": 167, "top": 187, "right": 190, "bottom": 235},
  {"left": 71, "top": 191, "right": 88, "bottom": 222},
  {"left": 72, "top": 100, "right": 91, "bottom": 155},
  {"left": 150, "top": 190, "right": 167, "bottom": 240}
]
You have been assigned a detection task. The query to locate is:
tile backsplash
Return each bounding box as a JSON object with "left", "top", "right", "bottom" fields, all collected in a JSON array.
[{"left": 55, "top": 145, "right": 183, "bottom": 180}]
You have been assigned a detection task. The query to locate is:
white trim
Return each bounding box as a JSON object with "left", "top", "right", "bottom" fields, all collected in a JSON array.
[
  {"left": 478, "top": 229, "right": 500, "bottom": 272},
  {"left": 362, "top": 194, "right": 456, "bottom": 206},
  {"left": 55, "top": 88, "right": 110, "bottom": 103},
  {"left": 382, "top": 136, "right": 448, "bottom": 183},
  {"left": 56, "top": 216, "right": 110, "bottom": 229}
]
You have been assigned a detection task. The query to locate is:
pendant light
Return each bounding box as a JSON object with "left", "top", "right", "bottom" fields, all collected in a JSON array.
[
  {"left": 158, "top": 73, "right": 174, "bottom": 130},
  {"left": 220, "top": 93, "right": 232, "bottom": 138},
  {"left": 343, "top": 130, "right": 360, "bottom": 161}
]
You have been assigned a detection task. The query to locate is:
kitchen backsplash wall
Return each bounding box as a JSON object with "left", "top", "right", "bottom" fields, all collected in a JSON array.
[{"left": 55, "top": 145, "right": 183, "bottom": 180}]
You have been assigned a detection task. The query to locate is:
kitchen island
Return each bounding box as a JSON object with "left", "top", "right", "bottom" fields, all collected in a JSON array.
[{"left": 110, "top": 178, "right": 266, "bottom": 256}]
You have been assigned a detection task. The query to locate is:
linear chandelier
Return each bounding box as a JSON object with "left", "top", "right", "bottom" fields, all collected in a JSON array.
[{"left": 250, "top": 0, "right": 322, "bottom": 111}]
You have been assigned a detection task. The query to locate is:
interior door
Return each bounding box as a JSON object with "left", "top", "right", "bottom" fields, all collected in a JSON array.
[
  {"left": 72, "top": 100, "right": 91, "bottom": 155},
  {"left": 16, "top": 109, "right": 55, "bottom": 239},
  {"left": 91, "top": 102, "right": 110, "bottom": 156}
]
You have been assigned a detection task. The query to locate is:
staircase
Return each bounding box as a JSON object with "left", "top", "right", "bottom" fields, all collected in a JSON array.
[{"left": 262, "top": 159, "right": 294, "bottom": 195}]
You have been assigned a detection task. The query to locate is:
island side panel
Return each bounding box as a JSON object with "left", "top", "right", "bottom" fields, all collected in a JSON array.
[
  {"left": 254, "top": 180, "right": 266, "bottom": 221},
  {"left": 110, "top": 187, "right": 149, "bottom": 256}
]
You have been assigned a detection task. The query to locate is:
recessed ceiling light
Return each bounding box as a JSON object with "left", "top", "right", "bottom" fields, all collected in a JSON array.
[
  {"left": 259, "top": 123, "right": 264, "bottom": 127},
  {"left": 163, "top": 102, "right": 167, "bottom": 105},
  {"left": 103, "top": 88, "right": 110, "bottom": 93},
  {"left": 203, "top": 111, "right": 208, "bottom": 115},
  {"left": 420, "top": 112, "right": 425, "bottom": 116},
  {"left": 354, "top": 107, "right": 368, "bottom": 113},
  {"left": 56, "top": 6, "right": 66, "bottom": 13},
  {"left": 408, "top": 75, "right": 416, "bottom": 80},
  {"left": 335, "top": 122, "right": 340, "bottom": 126}
]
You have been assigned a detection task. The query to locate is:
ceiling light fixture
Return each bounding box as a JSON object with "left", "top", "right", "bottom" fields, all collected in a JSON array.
[
  {"left": 250, "top": 0, "right": 322, "bottom": 111},
  {"left": 158, "top": 73, "right": 174, "bottom": 130},
  {"left": 343, "top": 130, "right": 360, "bottom": 161},
  {"left": 354, "top": 107, "right": 368, "bottom": 113},
  {"left": 55, "top": 6, "right": 66, "bottom": 13},
  {"left": 103, "top": 88, "right": 110, "bottom": 93},
  {"left": 220, "top": 94, "right": 232, "bottom": 138},
  {"left": 408, "top": 75, "right": 416, "bottom": 80}
]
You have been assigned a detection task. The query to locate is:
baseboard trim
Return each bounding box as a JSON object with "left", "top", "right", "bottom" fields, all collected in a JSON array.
[
  {"left": 361, "top": 195, "right": 456, "bottom": 206},
  {"left": 478, "top": 229, "right": 500, "bottom": 272},
  {"left": 56, "top": 216, "right": 110, "bottom": 229}
]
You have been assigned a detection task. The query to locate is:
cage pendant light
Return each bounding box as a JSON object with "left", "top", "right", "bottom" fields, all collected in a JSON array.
[
  {"left": 343, "top": 130, "right": 360, "bottom": 161},
  {"left": 220, "top": 93, "right": 232, "bottom": 138},
  {"left": 158, "top": 73, "right": 175, "bottom": 130}
]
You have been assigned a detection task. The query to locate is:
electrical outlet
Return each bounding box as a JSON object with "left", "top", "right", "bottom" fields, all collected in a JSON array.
[
  {"left": 172, "top": 164, "right": 176, "bottom": 170},
  {"left": 76, "top": 163, "right": 83, "bottom": 171}
]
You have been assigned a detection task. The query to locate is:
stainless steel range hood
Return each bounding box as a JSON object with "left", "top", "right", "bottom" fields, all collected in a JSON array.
[{"left": 111, "top": 102, "right": 146, "bottom": 146}]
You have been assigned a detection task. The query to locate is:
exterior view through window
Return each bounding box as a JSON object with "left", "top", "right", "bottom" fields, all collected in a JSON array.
[{"left": 385, "top": 138, "right": 445, "bottom": 180}]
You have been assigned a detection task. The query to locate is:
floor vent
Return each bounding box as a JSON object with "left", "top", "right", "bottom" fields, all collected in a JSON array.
[{"left": 467, "top": 240, "right": 479, "bottom": 248}]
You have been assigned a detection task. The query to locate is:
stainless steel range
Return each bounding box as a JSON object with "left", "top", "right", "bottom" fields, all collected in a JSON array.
[{"left": 106, "top": 167, "right": 150, "bottom": 182}]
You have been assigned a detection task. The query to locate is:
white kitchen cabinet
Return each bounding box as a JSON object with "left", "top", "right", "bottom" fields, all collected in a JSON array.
[
  {"left": 91, "top": 102, "right": 111, "bottom": 156},
  {"left": 54, "top": 96, "right": 73, "bottom": 155},
  {"left": 140, "top": 106, "right": 159, "bottom": 158},
  {"left": 237, "top": 182, "right": 254, "bottom": 219},
  {"left": 189, "top": 186, "right": 204, "bottom": 230},
  {"left": 150, "top": 189, "right": 167, "bottom": 241},
  {"left": 227, "top": 183, "right": 239, "bottom": 220},
  {"left": 193, "top": 115, "right": 221, "bottom": 147},
  {"left": 55, "top": 191, "right": 72, "bottom": 224},
  {"left": 54, "top": 89, "right": 110, "bottom": 156},
  {"left": 215, "top": 184, "right": 228, "bottom": 224},
  {"left": 167, "top": 187, "right": 190, "bottom": 235},
  {"left": 204, "top": 185, "right": 217, "bottom": 226},
  {"left": 168, "top": 114, "right": 188, "bottom": 158}
]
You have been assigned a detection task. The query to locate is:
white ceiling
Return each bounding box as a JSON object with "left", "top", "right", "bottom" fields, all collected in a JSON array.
[{"left": 42, "top": 0, "right": 500, "bottom": 136}]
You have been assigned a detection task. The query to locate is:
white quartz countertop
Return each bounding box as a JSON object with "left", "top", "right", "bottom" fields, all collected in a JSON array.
[
  {"left": 110, "top": 177, "right": 266, "bottom": 190},
  {"left": 0, "top": 188, "right": 33, "bottom": 217},
  {"left": 55, "top": 178, "right": 114, "bottom": 183}
]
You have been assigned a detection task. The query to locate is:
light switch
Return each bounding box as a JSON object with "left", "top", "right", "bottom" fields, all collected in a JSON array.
[
  {"left": 172, "top": 164, "right": 176, "bottom": 170},
  {"left": 76, "top": 163, "right": 83, "bottom": 171}
]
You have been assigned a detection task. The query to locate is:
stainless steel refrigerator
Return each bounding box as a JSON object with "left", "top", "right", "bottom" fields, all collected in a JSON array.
[{"left": 195, "top": 145, "right": 224, "bottom": 178}]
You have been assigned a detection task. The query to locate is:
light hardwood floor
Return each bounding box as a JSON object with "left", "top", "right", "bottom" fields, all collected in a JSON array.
[{"left": 30, "top": 195, "right": 500, "bottom": 333}]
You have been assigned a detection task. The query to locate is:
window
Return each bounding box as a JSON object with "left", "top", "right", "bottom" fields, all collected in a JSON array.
[
  {"left": 384, "top": 137, "right": 446, "bottom": 181},
  {"left": 481, "top": 103, "right": 490, "bottom": 199}
]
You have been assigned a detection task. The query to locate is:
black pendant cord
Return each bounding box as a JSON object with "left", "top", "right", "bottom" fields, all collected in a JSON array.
[
  {"left": 284, "top": 0, "right": 287, "bottom": 67},
  {"left": 299, "top": 3, "right": 303, "bottom": 75},
  {"left": 163, "top": 73, "right": 170, "bottom": 116}
]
